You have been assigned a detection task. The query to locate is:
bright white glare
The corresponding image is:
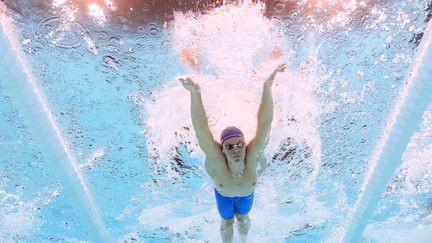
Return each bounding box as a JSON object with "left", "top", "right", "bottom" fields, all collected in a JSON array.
[
  {"left": 345, "top": 0, "right": 358, "bottom": 11},
  {"left": 46, "top": 3, "right": 77, "bottom": 47},
  {"left": 105, "top": 0, "right": 117, "bottom": 10},
  {"left": 88, "top": 3, "right": 107, "bottom": 25},
  {"left": 52, "top": 0, "right": 67, "bottom": 8},
  {"left": 22, "top": 38, "right": 31, "bottom": 45},
  {"left": 80, "top": 148, "right": 105, "bottom": 169},
  {"left": 84, "top": 36, "right": 98, "bottom": 54}
]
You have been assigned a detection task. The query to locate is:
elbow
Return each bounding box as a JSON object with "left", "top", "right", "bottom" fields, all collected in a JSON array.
[{"left": 258, "top": 119, "right": 273, "bottom": 128}]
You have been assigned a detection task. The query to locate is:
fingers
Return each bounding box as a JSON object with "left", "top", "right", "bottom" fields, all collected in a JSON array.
[
  {"left": 277, "top": 63, "right": 287, "bottom": 72},
  {"left": 179, "top": 77, "right": 199, "bottom": 92},
  {"left": 179, "top": 78, "right": 186, "bottom": 86},
  {"left": 179, "top": 77, "right": 192, "bottom": 84}
]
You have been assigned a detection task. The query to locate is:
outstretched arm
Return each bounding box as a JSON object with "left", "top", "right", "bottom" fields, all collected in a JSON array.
[
  {"left": 248, "top": 64, "right": 286, "bottom": 159},
  {"left": 179, "top": 77, "right": 218, "bottom": 154}
]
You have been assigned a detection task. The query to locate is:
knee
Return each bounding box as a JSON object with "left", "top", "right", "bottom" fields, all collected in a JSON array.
[
  {"left": 220, "top": 219, "right": 234, "bottom": 230},
  {"left": 237, "top": 216, "right": 251, "bottom": 228}
]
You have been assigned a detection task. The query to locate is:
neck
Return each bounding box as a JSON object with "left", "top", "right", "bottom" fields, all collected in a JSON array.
[{"left": 228, "top": 160, "right": 245, "bottom": 177}]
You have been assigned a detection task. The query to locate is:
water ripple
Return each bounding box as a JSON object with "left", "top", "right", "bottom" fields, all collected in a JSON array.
[
  {"left": 147, "top": 23, "right": 160, "bottom": 36},
  {"left": 137, "top": 2, "right": 151, "bottom": 12},
  {"left": 95, "top": 30, "right": 109, "bottom": 41},
  {"left": 27, "top": 12, "right": 95, "bottom": 49}
]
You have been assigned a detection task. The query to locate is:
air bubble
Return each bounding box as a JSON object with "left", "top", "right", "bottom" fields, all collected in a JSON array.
[
  {"left": 147, "top": 23, "right": 160, "bottom": 36},
  {"left": 135, "top": 36, "right": 146, "bottom": 48},
  {"left": 103, "top": 55, "right": 120, "bottom": 70},
  {"left": 273, "top": 0, "right": 285, "bottom": 12},
  {"left": 23, "top": 10, "right": 31, "bottom": 18},
  {"left": 138, "top": 3, "right": 151, "bottom": 12},
  {"left": 149, "top": 27, "right": 159, "bottom": 36},
  {"left": 96, "top": 31, "right": 109, "bottom": 41}
]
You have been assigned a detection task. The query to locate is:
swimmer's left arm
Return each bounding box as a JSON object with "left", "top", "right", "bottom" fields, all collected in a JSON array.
[{"left": 248, "top": 64, "right": 286, "bottom": 156}]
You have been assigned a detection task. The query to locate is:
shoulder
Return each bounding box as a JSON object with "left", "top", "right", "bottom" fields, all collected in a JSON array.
[
  {"left": 203, "top": 143, "right": 226, "bottom": 175},
  {"left": 246, "top": 140, "right": 263, "bottom": 158},
  {"left": 204, "top": 141, "right": 224, "bottom": 160}
]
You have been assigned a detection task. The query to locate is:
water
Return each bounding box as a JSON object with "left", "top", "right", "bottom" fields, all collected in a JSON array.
[{"left": 0, "top": 0, "right": 431, "bottom": 242}]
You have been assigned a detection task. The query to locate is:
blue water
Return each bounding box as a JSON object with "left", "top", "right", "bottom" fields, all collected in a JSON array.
[{"left": 1, "top": 0, "right": 432, "bottom": 242}]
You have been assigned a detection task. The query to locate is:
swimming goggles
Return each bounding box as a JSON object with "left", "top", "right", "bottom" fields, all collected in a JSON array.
[{"left": 224, "top": 141, "right": 244, "bottom": 150}]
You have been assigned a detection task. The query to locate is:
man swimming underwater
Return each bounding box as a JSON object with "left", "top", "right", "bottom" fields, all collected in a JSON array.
[{"left": 179, "top": 63, "right": 286, "bottom": 242}]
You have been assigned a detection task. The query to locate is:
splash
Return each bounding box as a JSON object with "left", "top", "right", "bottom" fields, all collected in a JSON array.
[
  {"left": 363, "top": 219, "right": 432, "bottom": 243},
  {"left": 141, "top": 3, "right": 324, "bottom": 188},
  {"left": 0, "top": 177, "right": 61, "bottom": 241},
  {"left": 131, "top": 5, "right": 327, "bottom": 240},
  {"left": 88, "top": 3, "right": 107, "bottom": 26},
  {"left": 397, "top": 104, "right": 432, "bottom": 195},
  {"left": 0, "top": 187, "right": 40, "bottom": 239},
  {"left": 172, "top": 2, "right": 279, "bottom": 80}
]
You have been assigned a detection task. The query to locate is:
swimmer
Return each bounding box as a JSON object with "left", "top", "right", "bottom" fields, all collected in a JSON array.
[{"left": 179, "top": 63, "right": 286, "bottom": 242}]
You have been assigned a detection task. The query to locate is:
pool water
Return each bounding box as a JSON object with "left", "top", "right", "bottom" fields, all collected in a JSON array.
[{"left": 1, "top": 0, "right": 431, "bottom": 242}]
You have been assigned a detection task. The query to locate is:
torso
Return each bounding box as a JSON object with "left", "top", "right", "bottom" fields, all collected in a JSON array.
[{"left": 205, "top": 146, "right": 263, "bottom": 197}]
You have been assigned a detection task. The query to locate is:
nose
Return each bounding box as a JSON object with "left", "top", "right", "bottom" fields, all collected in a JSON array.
[{"left": 232, "top": 147, "right": 242, "bottom": 154}]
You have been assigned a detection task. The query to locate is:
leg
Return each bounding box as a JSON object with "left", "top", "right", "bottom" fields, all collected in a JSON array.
[
  {"left": 220, "top": 218, "right": 234, "bottom": 243},
  {"left": 233, "top": 192, "right": 254, "bottom": 242},
  {"left": 214, "top": 189, "right": 235, "bottom": 242},
  {"left": 235, "top": 214, "right": 251, "bottom": 242}
]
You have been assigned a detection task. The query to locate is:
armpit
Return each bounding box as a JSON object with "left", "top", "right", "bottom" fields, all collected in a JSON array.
[{"left": 204, "top": 161, "right": 217, "bottom": 178}]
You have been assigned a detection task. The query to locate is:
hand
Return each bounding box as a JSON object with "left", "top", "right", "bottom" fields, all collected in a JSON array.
[
  {"left": 179, "top": 77, "right": 201, "bottom": 94},
  {"left": 274, "top": 63, "right": 287, "bottom": 73},
  {"left": 270, "top": 47, "right": 283, "bottom": 59},
  {"left": 181, "top": 47, "right": 200, "bottom": 71},
  {"left": 265, "top": 63, "right": 286, "bottom": 87}
]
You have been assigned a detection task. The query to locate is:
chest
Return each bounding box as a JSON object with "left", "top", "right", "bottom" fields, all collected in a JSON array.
[{"left": 215, "top": 167, "right": 257, "bottom": 195}]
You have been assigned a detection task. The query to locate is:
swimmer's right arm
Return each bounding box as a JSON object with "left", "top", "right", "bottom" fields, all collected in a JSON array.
[{"left": 179, "top": 77, "right": 219, "bottom": 154}]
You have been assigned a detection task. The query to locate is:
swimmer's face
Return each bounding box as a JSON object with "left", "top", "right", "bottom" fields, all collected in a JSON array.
[{"left": 222, "top": 136, "right": 246, "bottom": 162}]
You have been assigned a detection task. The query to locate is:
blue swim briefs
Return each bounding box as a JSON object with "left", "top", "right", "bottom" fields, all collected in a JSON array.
[{"left": 214, "top": 188, "right": 254, "bottom": 220}]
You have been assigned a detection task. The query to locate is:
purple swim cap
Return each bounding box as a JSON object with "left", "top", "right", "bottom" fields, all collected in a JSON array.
[{"left": 220, "top": 126, "right": 244, "bottom": 145}]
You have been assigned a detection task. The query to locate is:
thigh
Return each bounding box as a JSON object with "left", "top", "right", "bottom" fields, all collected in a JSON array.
[
  {"left": 214, "top": 189, "right": 235, "bottom": 220},
  {"left": 234, "top": 193, "right": 254, "bottom": 215}
]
